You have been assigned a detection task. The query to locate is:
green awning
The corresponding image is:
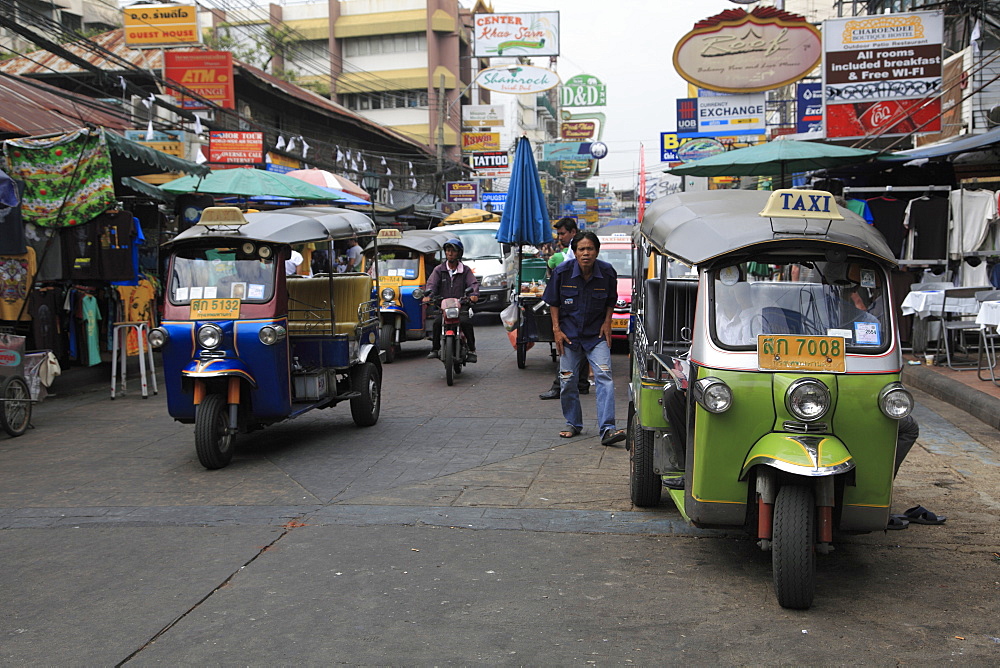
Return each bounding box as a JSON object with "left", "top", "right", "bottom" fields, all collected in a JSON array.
[
  {"left": 103, "top": 130, "right": 210, "bottom": 177},
  {"left": 119, "top": 176, "right": 175, "bottom": 203}
]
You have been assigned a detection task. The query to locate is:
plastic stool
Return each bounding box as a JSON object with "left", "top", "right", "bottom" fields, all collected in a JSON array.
[{"left": 111, "top": 321, "right": 158, "bottom": 399}]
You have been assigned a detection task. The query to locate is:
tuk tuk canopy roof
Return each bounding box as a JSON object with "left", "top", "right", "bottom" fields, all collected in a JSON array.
[
  {"left": 640, "top": 190, "right": 896, "bottom": 266},
  {"left": 364, "top": 229, "right": 453, "bottom": 255},
  {"left": 170, "top": 207, "right": 375, "bottom": 246}
]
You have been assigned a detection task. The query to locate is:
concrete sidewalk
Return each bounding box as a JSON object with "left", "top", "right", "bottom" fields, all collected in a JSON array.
[{"left": 901, "top": 353, "right": 1000, "bottom": 430}]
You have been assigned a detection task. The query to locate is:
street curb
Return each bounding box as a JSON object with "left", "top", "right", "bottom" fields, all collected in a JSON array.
[{"left": 902, "top": 364, "right": 1000, "bottom": 431}]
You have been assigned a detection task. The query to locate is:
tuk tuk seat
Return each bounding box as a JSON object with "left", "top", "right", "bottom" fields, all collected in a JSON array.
[{"left": 287, "top": 274, "right": 373, "bottom": 338}]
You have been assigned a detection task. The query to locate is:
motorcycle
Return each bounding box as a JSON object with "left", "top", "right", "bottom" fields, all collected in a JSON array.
[{"left": 419, "top": 289, "right": 473, "bottom": 386}]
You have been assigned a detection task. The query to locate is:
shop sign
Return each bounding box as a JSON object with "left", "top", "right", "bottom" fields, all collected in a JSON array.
[
  {"left": 542, "top": 142, "right": 595, "bottom": 162},
  {"left": 462, "top": 105, "right": 505, "bottom": 127},
  {"left": 462, "top": 132, "right": 501, "bottom": 152},
  {"left": 561, "top": 121, "right": 595, "bottom": 139},
  {"left": 481, "top": 192, "right": 507, "bottom": 213},
  {"left": 209, "top": 131, "right": 263, "bottom": 164},
  {"left": 674, "top": 7, "right": 822, "bottom": 93},
  {"left": 676, "top": 93, "right": 765, "bottom": 137},
  {"left": 476, "top": 65, "right": 560, "bottom": 95},
  {"left": 560, "top": 74, "right": 606, "bottom": 108},
  {"left": 796, "top": 82, "right": 823, "bottom": 134},
  {"left": 560, "top": 159, "right": 592, "bottom": 173},
  {"left": 473, "top": 12, "right": 560, "bottom": 58},
  {"left": 446, "top": 181, "right": 479, "bottom": 203},
  {"left": 138, "top": 141, "right": 184, "bottom": 157},
  {"left": 823, "top": 10, "right": 943, "bottom": 138},
  {"left": 472, "top": 152, "right": 509, "bottom": 170},
  {"left": 164, "top": 51, "right": 235, "bottom": 110},
  {"left": 661, "top": 132, "right": 680, "bottom": 161},
  {"left": 677, "top": 138, "right": 726, "bottom": 163},
  {"left": 266, "top": 152, "right": 300, "bottom": 170},
  {"left": 122, "top": 3, "right": 199, "bottom": 47}
]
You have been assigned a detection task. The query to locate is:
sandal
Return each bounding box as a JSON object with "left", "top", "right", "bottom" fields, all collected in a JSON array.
[
  {"left": 559, "top": 426, "right": 582, "bottom": 439},
  {"left": 902, "top": 505, "right": 947, "bottom": 525},
  {"left": 601, "top": 429, "right": 626, "bottom": 446},
  {"left": 886, "top": 515, "right": 909, "bottom": 530}
]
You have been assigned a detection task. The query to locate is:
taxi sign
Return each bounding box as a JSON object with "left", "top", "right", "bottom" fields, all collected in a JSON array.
[
  {"left": 759, "top": 189, "right": 844, "bottom": 221},
  {"left": 758, "top": 335, "right": 846, "bottom": 373},
  {"left": 377, "top": 228, "right": 403, "bottom": 240}
]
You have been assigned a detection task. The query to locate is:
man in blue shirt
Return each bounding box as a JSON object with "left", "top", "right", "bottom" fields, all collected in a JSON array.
[{"left": 542, "top": 230, "right": 625, "bottom": 446}]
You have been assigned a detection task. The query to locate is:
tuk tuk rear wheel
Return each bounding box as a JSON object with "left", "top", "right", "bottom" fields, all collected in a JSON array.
[
  {"left": 629, "top": 418, "right": 661, "bottom": 507},
  {"left": 443, "top": 335, "right": 455, "bottom": 386},
  {"left": 380, "top": 323, "right": 396, "bottom": 364},
  {"left": 195, "top": 393, "right": 234, "bottom": 470},
  {"left": 0, "top": 375, "right": 31, "bottom": 437},
  {"left": 772, "top": 485, "right": 816, "bottom": 610},
  {"left": 350, "top": 361, "right": 381, "bottom": 427}
]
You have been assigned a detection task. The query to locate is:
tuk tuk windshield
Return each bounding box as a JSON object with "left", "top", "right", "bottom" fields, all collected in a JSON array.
[
  {"left": 372, "top": 252, "right": 421, "bottom": 279},
  {"left": 712, "top": 259, "right": 890, "bottom": 353},
  {"left": 170, "top": 246, "right": 276, "bottom": 304}
]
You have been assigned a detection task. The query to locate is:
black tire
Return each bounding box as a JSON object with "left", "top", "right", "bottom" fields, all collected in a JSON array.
[
  {"left": 195, "top": 393, "right": 234, "bottom": 470},
  {"left": 380, "top": 323, "right": 396, "bottom": 364},
  {"left": 629, "top": 418, "right": 662, "bottom": 507},
  {"left": 772, "top": 485, "right": 816, "bottom": 610},
  {"left": 516, "top": 342, "right": 527, "bottom": 369},
  {"left": 350, "top": 361, "right": 381, "bottom": 426},
  {"left": 443, "top": 334, "right": 455, "bottom": 386},
  {"left": 0, "top": 376, "right": 31, "bottom": 437}
]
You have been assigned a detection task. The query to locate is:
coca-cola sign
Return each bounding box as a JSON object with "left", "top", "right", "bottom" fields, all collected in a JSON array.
[{"left": 673, "top": 7, "right": 822, "bottom": 93}]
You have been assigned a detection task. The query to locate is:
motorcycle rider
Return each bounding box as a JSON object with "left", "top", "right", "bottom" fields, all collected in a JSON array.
[{"left": 424, "top": 238, "right": 480, "bottom": 363}]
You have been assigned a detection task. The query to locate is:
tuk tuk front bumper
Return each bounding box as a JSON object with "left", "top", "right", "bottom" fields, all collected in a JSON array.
[{"left": 740, "top": 433, "right": 855, "bottom": 479}]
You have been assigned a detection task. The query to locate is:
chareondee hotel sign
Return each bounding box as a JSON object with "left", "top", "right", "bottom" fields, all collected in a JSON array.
[
  {"left": 673, "top": 6, "right": 821, "bottom": 93},
  {"left": 122, "top": 3, "right": 199, "bottom": 47},
  {"left": 476, "top": 65, "right": 560, "bottom": 95}
]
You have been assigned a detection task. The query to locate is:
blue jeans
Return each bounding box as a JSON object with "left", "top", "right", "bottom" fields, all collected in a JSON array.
[{"left": 559, "top": 340, "right": 616, "bottom": 436}]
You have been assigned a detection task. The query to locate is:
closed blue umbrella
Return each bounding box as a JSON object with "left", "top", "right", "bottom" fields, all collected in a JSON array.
[{"left": 496, "top": 137, "right": 550, "bottom": 246}]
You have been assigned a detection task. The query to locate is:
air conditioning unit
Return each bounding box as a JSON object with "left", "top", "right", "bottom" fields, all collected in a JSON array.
[{"left": 130, "top": 94, "right": 180, "bottom": 126}]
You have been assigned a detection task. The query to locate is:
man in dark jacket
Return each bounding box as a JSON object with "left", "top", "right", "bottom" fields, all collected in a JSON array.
[{"left": 424, "top": 238, "right": 480, "bottom": 363}]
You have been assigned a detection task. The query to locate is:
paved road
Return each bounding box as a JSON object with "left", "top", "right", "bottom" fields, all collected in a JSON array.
[{"left": 2, "top": 317, "right": 999, "bottom": 665}]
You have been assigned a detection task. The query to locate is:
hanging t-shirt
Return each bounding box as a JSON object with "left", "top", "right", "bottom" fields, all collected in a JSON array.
[
  {"left": 0, "top": 179, "right": 27, "bottom": 255},
  {"left": 62, "top": 220, "right": 101, "bottom": 280},
  {"left": 948, "top": 189, "right": 997, "bottom": 256},
  {"left": 29, "top": 288, "right": 65, "bottom": 360},
  {"left": 95, "top": 210, "right": 137, "bottom": 281},
  {"left": 904, "top": 196, "right": 949, "bottom": 260},
  {"left": 845, "top": 199, "right": 875, "bottom": 224},
  {"left": 81, "top": 294, "right": 102, "bottom": 366},
  {"left": 866, "top": 196, "right": 909, "bottom": 258},
  {"left": 116, "top": 279, "right": 155, "bottom": 356},
  {"left": 0, "top": 247, "right": 36, "bottom": 321},
  {"left": 24, "top": 223, "right": 63, "bottom": 281}
]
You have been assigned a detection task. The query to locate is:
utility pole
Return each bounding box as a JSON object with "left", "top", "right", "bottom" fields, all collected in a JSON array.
[{"left": 436, "top": 74, "right": 446, "bottom": 187}]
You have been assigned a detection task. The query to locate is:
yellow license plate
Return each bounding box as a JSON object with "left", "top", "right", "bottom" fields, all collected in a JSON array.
[
  {"left": 380, "top": 276, "right": 404, "bottom": 285},
  {"left": 190, "top": 298, "right": 241, "bottom": 319},
  {"left": 612, "top": 317, "right": 629, "bottom": 329},
  {"left": 757, "top": 335, "right": 846, "bottom": 373}
]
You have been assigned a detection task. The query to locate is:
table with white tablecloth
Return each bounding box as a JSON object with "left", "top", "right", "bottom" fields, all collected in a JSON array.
[{"left": 901, "top": 290, "right": 981, "bottom": 353}]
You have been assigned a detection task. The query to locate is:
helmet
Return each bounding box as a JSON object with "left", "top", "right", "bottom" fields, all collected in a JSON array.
[{"left": 443, "top": 238, "right": 464, "bottom": 258}]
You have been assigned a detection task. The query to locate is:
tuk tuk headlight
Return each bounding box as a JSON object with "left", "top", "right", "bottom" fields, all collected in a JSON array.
[
  {"left": 381, "top": 287, "right": 396, "bottom": 302},
  {"left": 785, "top": 378, "right": 830, "bottom": 421},
  {"left": 197, "top": 323, "right": 223, "bottom": 349},
  {"left": 148, "top": 327, "right": 168, "bottom": 349},
  {"left": 879, "top": 382, "right": 913, "bottom": 419},
  {"left": 258, "top": 325, "right": 286, "bottom": 345},
  {"left": 693, "top": 377, "right": 732, "bottom": 414}
]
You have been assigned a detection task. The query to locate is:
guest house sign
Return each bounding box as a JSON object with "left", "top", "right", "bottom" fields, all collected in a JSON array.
[{"left": 673, "top": 7, "right": 822, "bottom": 93}]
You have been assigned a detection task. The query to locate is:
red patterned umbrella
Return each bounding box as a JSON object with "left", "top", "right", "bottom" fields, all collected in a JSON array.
[{"left": 286, "top": 169, "right": 370, "bottom": 201}]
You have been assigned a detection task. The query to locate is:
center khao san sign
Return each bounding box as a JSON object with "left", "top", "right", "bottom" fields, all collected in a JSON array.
[
  {"left": 673, "top": 6, "right": 821, "bottom": 93},
  {"left": 476, "top": 65, "right": 560, "bottom": 95}
]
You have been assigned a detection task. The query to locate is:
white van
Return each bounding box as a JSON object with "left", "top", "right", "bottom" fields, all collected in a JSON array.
[{"left": 440, "top": 222, "right": 508, "bottom": 312}]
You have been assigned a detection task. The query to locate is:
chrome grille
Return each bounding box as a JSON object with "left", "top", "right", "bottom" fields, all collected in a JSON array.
[{"left": 783, "top": 421, "right": 829, "bottom": 433}]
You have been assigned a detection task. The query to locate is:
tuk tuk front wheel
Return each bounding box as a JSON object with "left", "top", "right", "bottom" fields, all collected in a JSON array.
[
  {"left": 380, "top": 323, "right": 396, "bottom": 364},
  {"left": 772, "top": 484, "right": 816, "bottom": 610},
  {"left": 0, "top": 375, "right": 31, "bottom": 437},
  {"left": 629, "top": 419, "right": 662, "bottom": 507},
  {"left": 350, "top": 361, "right": 381, "bottom": 426},
  {"left": 195, "top": 393, "right": 234, "bottom": 470}
]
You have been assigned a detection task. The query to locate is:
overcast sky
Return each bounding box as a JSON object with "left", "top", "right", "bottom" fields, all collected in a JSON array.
[{"left": 482, "top": 0, "right": 739, "bottom": 190}]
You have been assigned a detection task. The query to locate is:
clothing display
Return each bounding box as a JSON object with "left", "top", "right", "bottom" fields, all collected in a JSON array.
[
  {"left": 866, "top": 196, "right": 909, "bottom": 258},
  {"left": 95, "top": 210, "right": 138, "bottom": 282},
  {"left": 115, "top": 279, "right": 155, "bottom": 356},
  {"left": 0, "top": 179, "right": 27, "bottom": 255},
  {"left": 62, "top": 220, "right": 102, "bottom": 280},
  {"left": 904, "top": 196, "right": 949, "bottom": 260},
  {"left": 0, "top": 247, "right": 36, "bottom": 321},
  {"left": 81, "top": 293, "right": 102, "bottom": 366},
  {"left": 28, "top": 287, "right": 65, "bottom": 360},
  {"left": 25, "top": 223, "right": 64, "bottom": 281}
]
